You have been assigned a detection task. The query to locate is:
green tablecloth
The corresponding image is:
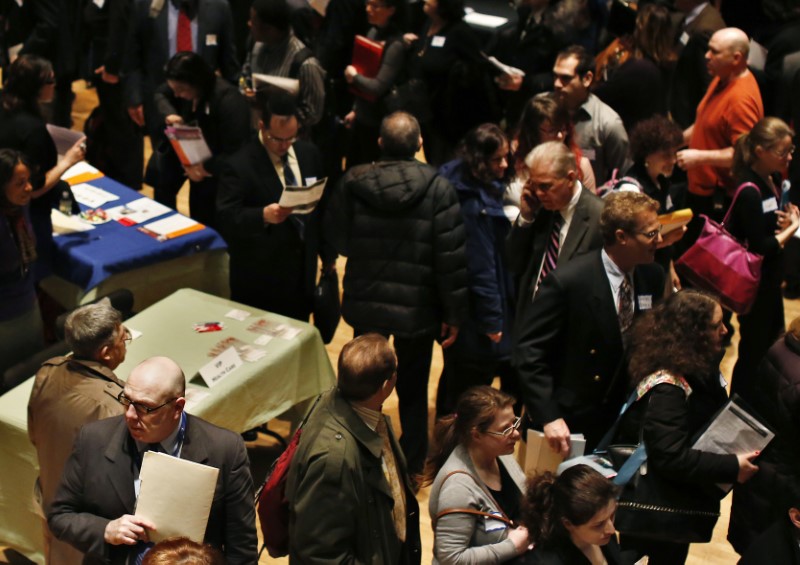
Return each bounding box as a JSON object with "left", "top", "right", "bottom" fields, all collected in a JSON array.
[{"left": 0, "top": 288, "right": 335, "bottom": 562}]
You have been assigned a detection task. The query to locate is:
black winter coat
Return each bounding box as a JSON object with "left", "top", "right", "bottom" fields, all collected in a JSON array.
[{"left": 325, "top": 158, "right": 468, "bottom": 338}]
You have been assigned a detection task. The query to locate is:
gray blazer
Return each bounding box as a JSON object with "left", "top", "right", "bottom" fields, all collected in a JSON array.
[{"left": 429, "top": 444, "right": 527, "bottom": 564}]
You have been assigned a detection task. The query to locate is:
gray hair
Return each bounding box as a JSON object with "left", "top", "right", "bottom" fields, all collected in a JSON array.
[
  {"left": 380, "top": 111, "right": 421, "bottom": 158},
  {"left": 525, "top": 141, "right": 577, "bottom": 178},
  {"left": 65, "top": 298, "right": 122, "bottom": 358}
]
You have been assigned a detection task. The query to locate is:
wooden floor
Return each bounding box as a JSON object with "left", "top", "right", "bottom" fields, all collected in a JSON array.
[{"left": 3, "top": 81, "right": 796, "bottom": 564}]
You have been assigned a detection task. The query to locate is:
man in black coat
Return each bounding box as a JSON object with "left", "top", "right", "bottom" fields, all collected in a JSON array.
[
  {"left": 514, "top": 191, "right": 665, "bottom": 455},
  {"left": 324, "top": 111, "right": 468, "bottom": 474},
  {"left": 217, "top": 93, "right": 333, "bottom": 321}
]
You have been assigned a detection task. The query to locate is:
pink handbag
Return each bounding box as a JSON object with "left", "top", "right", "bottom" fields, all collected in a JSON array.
[{"left": 675, "top": 183, "right": 764, "bottom": 314}]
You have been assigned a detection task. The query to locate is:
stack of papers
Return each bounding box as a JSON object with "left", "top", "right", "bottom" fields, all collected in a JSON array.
[
  {"left": 105, "top": 197, "right": 172, "bottom": 225},
  {"left": 658, "top": 208, "right": 693, "bottom": 235},
  {"left": 63, "top": 162, "right": 104, "bottom": 185},
  {"left": 71, "top": 184, "right": 119, "bottom": 208},
  {"left": 165, "top": 125, "right": 212, "bottom": 166},
  {"left": 521, "top": 429, "right": 586, "bottom": 475},
  {"left": 140, "top": 214, "right": 204, "bottom": 240}
]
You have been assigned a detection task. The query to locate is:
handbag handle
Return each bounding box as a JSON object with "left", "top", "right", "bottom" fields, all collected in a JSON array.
[
  {"left": 720, "top": 182, "right": 760, "bottom": 227},
  {"left": 432, "top": 470, "right": 515, "bottom": 530}
]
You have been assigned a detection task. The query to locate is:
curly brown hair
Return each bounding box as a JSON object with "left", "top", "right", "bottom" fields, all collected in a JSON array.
[
  {"left": 142, "top": 537, "right": 226, "bottom": 565},
  {"left": 629, "top": 115, "right": 684, "bottom": 163},
  {"left": 627, "top": 290, "right": 723, "bottom": 386},
  {"left": 457, "top": 123, "right": 509, "bottom": 187}
]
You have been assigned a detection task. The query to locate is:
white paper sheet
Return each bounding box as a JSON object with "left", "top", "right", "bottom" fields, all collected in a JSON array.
[
  {"left": 278, "top": 177, "right": 327, "bottom": 213},
  {"left": 46, "top": 124, "right": 85, "bottom": 157},
  {"left": 484, "top": 54, "right": 525, "bottom": 77},
  {"left": 62, "top": 161, "right": 101, "bottom": 180},
  {"left": 135, "top": 452, "right": 219, "bottom": 543},
  {"left": 252, "top": 73, "right": 301, "bottom": 95},
  {"left": 71, "top": 183, "right": 119, "bottom": 208},
  {"left": 144, "top": 214, "right": 200, "bottom": 236},
  {"left": 105, "top": 197, "right": 173, "bottom": 224},
  {"left": 522, "top": 429, "right": 586, "bottom": 475},
  {"left": 51, "top": 209, "right": 95, "bottom": 234},
  {"left": 464, "top": 11, "right": 508, "bottom": 29}
]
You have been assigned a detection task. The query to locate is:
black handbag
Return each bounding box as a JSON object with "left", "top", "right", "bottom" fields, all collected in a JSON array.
[
  {"left": 313, "top": 269, "right": 340, "bottom": 344},
  {"left": 382, "top": 79, "right": 432, "bottom": 123}
]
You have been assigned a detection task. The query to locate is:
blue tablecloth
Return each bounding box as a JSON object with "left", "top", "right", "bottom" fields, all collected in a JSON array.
[{"left": 53, "top": 176, "right": 227, "bottom": 290}]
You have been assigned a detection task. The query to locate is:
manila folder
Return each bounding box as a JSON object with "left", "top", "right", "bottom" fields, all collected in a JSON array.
[{"left": 136, "top": 451, "right": 220, "bottom": 543}]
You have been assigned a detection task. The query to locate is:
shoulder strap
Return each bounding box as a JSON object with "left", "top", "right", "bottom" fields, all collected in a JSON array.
[
  {"left": 432, "top": 470, "right": 514, "bottom": 530},
  {"left": 721, "top": 182, "right": 760, "bottom": 226},
  {"left": 289, "top": 47, "right": 314, "bottom": 78}
]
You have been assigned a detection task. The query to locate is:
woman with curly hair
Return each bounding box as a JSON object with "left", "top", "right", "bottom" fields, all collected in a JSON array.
[
  {"left": 594, "top": 3, "right": 676, "bottom": 130},
  {"left": 142, "top": 537, "right": 225, "bottom": 565},
  {"left": 424, "top": 386, "right": 530, "bottom": 564},
  {"left": 505, "top": 93, "right": 595, "bottom": 220},
  {"left": 435, "top": 124, "right": 516, "bottom": 416},
  {"left": 612, "top": 290, "right": 759, "bottom": 565},
  {"left": 518, "top": 464, "right": 627, "bottom": 565}
]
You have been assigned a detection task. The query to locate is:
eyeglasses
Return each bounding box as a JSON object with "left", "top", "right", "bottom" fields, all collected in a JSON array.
[
  {"left": 264, "top": 133, "right": 297, "bottom": 144},
  {"left": 484, "top": 416, "right": 523, "bottom": 438},
  {"left": 635, "top": 225, "right": 663, "bottom": 240},
  {"left": 121, "top": 327, "right": 132, "bottom": 345},
  {"left": 117, "top": 391, "right": 177, "bottom": 415},
  {"left": 771, "top": 145, "right": 796, "bottom": 159}
]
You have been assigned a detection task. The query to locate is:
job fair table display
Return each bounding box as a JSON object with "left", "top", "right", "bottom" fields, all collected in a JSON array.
[
  {"left": 0, "top": 289, "right": 335, "bottom": 563},
  {"left": 39, "top": 163, "right": 229, "bottom": 311}
]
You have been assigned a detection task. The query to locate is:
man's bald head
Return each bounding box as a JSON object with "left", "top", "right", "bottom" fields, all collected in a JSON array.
[
  {"left": 379, "top": 111, "right": 422, "bottom": 159},
  {"left": 706, "top": 28, "right": 750, "bottom": 80},
  {"left": 128, "top": 356, "right": 186, "bottom": 399}
]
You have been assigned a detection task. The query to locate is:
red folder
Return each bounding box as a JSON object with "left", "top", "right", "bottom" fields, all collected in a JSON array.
[{"left": 349, "top": 35, "right": 384, "bottom": 102}]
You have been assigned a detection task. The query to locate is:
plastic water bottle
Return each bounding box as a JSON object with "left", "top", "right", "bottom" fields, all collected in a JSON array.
[{"left": 59, "top": 187, "right": 73, "bottom": 216}]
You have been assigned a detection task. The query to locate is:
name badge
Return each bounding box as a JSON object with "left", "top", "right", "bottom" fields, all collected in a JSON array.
[
  {"left": 483, "top": 512, "right": 508, "bottom": 533},
  {"left": 638, "top": 295, "right": 653, "bottom": 310},
  {"left": 206, "top": 34, "right": 218, "bottom": 46},
  {"left": 762, "top": 197, "right": 778, "bottom": 214},
  {"left": 305, "top": 177, "right": 317, "bottom": 185},
  {"left": 431, "top": 35, "right": 446, "bottom": 48},
  {"left": 680, "top": 31, "right": 690, "bottom": 46}
]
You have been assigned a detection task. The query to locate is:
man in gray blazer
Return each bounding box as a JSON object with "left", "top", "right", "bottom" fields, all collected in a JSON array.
[
  {"left": 506, "top": 141, "right": 604, "bottom": 328},
  {"left": 47, "top": 356, "right": 257, "bottom": 565}
]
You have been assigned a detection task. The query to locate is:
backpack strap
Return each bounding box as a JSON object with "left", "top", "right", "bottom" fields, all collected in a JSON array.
[
  {"left": 289, "top": 47, "right": 314, "bottom": 79},
  {"left": 432, "top": 470, "right": 515, "bottom": 530}
]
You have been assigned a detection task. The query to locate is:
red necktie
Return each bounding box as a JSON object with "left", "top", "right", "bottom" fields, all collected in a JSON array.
[{"left": 177, "top": 9, "right": 193, "bottom": 52}]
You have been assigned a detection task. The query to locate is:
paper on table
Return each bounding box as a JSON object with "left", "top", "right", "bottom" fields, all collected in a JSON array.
[
  {"left": 46, "top": 124, "right": 85, "bottom": 157},
  {"left": 105, "top": 197, "right": 173, "bottom": 225},
  {"left": 135, "top": 451, "right": 219, "bottom": 543},
  {"left": 62, "top": 161, "right": 104, "bottom": 185},
  {"left": 279, "top": 177, "right": 327, "bottom": 214},
  {"left": 51, "top": 209, "right": 95, "bottom": 234},
  {"left": 71, "top": 183, "right": 120, "bottom": 208},
  {"left": 144, "top": 214, "right": 202, "bottom": 237},
  {"left": 692, "top": 397, "right": 774, "bottom": 492},
  {"left": 252, "top": 73, "right": 300, "bottom": 96},
  {"left": 463, "top": 11, "right": 508, "bottom": 28}
]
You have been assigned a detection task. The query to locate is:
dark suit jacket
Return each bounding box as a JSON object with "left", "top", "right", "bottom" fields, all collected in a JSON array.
[
  {"left": 47, "top": 414, "right": 258, "bottom": 565},
  {"left": 738, "top": 516, "right": 800, "bottom": 565},
  {"left": 506, "top": 185, "right": 604, "bottom": 328},
  {"left": 217, "top": 137, "right": 330, "bottom": 313},
  {"left": 669, "top": 4, "right": 725, "bottom": 128},
  {"left": 123, "top": 0, "right": 238, "bottom": 113},
  {"left": 513, "top": 250, "right": 665, "bottom": 449}
]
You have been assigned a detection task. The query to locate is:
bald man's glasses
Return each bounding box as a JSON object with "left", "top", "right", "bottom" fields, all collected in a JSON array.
[{"left": 117, "top": 391, "right": 176, "bottom": 415}]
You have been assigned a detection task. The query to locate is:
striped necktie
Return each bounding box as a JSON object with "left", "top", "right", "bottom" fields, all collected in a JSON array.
[{"left": 535, "top": 213, "right": 564, "bottom": 296}]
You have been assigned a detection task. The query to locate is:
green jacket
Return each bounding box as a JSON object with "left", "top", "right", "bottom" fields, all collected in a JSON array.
[{"left": 286, "top": 389, "right": 421, "bottom": 564}]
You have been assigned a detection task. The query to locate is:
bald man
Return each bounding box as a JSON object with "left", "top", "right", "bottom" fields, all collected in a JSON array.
[
  {"left": 677, "top": 27, "right": 763, "bottom": 225},
  {"left": 47, "top": 357, "right": 258, "bottom": 565}
]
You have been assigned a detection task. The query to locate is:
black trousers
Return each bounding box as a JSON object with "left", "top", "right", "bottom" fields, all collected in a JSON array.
[
  {"left": 435, "top": 349, "right": 515, "bottom": 417},
  {"left": 94, "top": 79, "right": 145, "bottom": 190},
  {"left": 353, "top": 327, "right": 433, "bottom": 476}
]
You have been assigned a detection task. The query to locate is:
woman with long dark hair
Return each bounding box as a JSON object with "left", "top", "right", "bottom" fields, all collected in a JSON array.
[
  {"left": 0, "top": 149, "right": 43, "bottom": 383},
  {"left": 726, "top": 117, "right": 800, "bottom": 402},
  {"left": 613, "top": 290, "right": 759, "bottom": 564},
  {"left": 150, "top": 51, "right": 251, "bottom": 228},
  {"left": 424, "top": 386, "right": 530, "bottom": 564},
  {"left": 436, "top": 124, "right": 515, "bottom": 415},
  {"left": 519, "top": 465, "right": 627, "bottom": 564},
  {"left": 343, "top": 0, "right": 408, "bottom": 167},
  {"left": 0, "top": 54, "right": 86, "bottom": 279}
]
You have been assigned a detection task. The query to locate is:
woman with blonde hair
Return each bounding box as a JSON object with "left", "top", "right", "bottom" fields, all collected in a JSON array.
[
  {"left": 727, "top": 116, "right": 800, "bottom": 403},
  {"left": 424, "top": 386, "right": 530, "bottom": 563}
]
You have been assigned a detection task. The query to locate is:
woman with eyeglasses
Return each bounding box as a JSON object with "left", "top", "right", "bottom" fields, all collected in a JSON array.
[
  {"left": 505, "top": 93, "right": 595, "bottom": 220},
  {"left": 518, "top": 465, "right": 627, "bottom": 565},
  {"left": 612, "top": 290, "right": 759, "bottom": 565},
  {"left": 726, "top": 117, "right": 800, "bottom": 404},
  {"left": 423, "top": 386, "right": 530, "bottom": 564},
  {"left": 434, "top": 124, "right": 516, "bottom": 417},
  {"left": 0, "top": 54, "right": 86, "bottom": 280}
]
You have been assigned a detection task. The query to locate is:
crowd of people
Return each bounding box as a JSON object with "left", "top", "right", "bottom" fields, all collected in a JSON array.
[{"left": 3, "top": 0, "right": 800, "bottom": 563}]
